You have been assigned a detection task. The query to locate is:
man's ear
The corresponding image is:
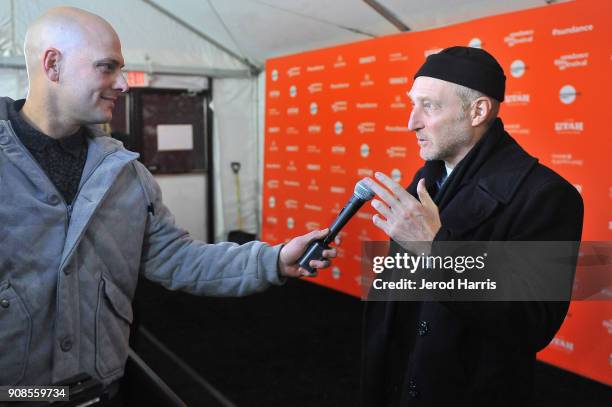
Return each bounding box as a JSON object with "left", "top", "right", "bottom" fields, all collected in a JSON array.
[
  {"left": 43, "top": 48, "right": 61, "bottom": 82},
  {"left": 470, "top": 97, "right": 493, "bottom": 127}
]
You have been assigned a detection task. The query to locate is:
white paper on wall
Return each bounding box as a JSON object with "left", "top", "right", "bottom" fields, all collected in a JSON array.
[{"left": 157, "top": 124, "right": 194, "bottom": 151}]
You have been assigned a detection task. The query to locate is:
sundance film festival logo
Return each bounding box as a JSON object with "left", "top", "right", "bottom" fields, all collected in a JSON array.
[
  {"left": 356, "top": 102, "right": 378, "bottom": 109},
  {"left": 389, "top": 52, "right": 408, "bottom": 62},
  {"left": 266, "top": 216, "right": 278, "bottom": 225},
  {"left": 306, "top": 145, "right": 320, "bottom": 153},
  {"left": 554, "top": 120, "right": 584, "bottom": 135},
  {"left": 552, "top": 24, "right": 594, "bottom": 36},
  {"left": 391, "top": 96, "right": 407, "bottom": 109},
  {"left": 308, "top": 125, "right": 321, "bottom": 134},
  {"left": 330, "top": 82, "right": 350, "bottom": 90},
  {"left": 388, "top": 76, "right": 409, "bottom": 85},
  {"left": 287, "top": 66, "right": 301, "bottom": 77},
  {"left": 265, "top": 163, "right": 281, "bottom": 170},
  {"left": 358, "top": 122, "right": 376, "bottom": 134},
  {"left": 305, "top": 221, "right": 321, "bottom": 231},
  {"left": 267, "top": 179, "right": 279, "bottom": 189},
  {"left": 559, "top": 85, "right": 578, "bottom": 104},
  {"left": 510, "top": 60, "right": 526, "bottom": 78},
  {"left": 284, "top": 199, "right": 298, "bottom": 209},
  {"left": 283, "top": 180, "right": 300, "bottom": 187},
  {"left": 554, "top": 53, "right": 589, "bottom": 71},
  {"left": 330, "top": 165, "right": 346, "bottom": 174},
  {"left": 387, "top": 146, "right": 407, "bottom": 158},
  {"left": 306, "top": 164, "right": 321, "bottom": 171},
  {"left": 505, "top": 123, "right": 531, "bottom": 136},
  {"left": 334, "top": 55, "right": 347, "bottom": 68},
  {"left": 385, "top": 125, "right": 410, "bottom": 133},
  {"left": 271, "top": 69, "right": 278, "bottom": 81},
  {"left": 330, "top": 186, "right": 346, "bottom": 194},
  {"left": 361, "top": 74, "right": 374, "bottom": 87},
  {"left": 505, "top": 93, "right": 530, "bottom": 106},
  {"left": 285, "top": 145, "right": 299, "bottom": 152},
  {"left": 268, "top": 108, "right": 280, "bottom": 116},
  {"left": 331, "top": 145, "right": 346, "bottom": 155},
  {"left": 332, "top": 101, "right": 348, "bottom": 112},
  {"left": 304, "top": 203, "right": 322, "bottom": 212},
  {"left": 551, "top": 153, "right": 583, "bottom": 166},
  {"left": 468, "top": 38, "right": 482, "bottom": 48},
  {"left": 359, "top": 55, "right": 376, "bottom": 64},
  {"left": 334, "top": 121, "right": 344, "bottom": 135},
  {"left": 286, "top": 107, "right": 299, "bottom": 115},
  {"left": 268, "top": 126, "right": 280, "bottom": 134},
  {"left": 310, "top": 102, "right": 318, "bottom": 115},
  {"left": 504, "top": 30, "right": 534, "bottom": 47},
  {"left": 286, "top": 127, "right": 299, "bottom": 135},
  {"left": 308, "top": 82, "right": 323, "bottom": 93},
  {"left": 268, "top": 90, "right": 280, "bottom": 98},
  {"left": 357, "top": 168, "right": 374, "bottom": 177},
  {"left": 306, "top": 64, "right": 325, "bottom": 72}
]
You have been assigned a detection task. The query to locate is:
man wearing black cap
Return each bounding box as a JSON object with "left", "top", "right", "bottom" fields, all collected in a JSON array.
[{"left": 362, "top": 47, "right": 583, "bottom": 406}]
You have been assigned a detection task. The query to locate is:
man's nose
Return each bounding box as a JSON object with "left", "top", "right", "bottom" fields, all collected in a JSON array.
[
  {"left": 114, "top": 72, "right": 130, "bottom": 93},
  {"left": 408, "top": 108, "right": 422, "bottom": 132}
]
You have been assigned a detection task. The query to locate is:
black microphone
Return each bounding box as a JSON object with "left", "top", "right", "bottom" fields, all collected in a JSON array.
[{"left": 297, "top": 179, "right": 374, "bottom": 274}]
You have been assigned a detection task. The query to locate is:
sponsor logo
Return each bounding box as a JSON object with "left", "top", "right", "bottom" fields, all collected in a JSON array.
[
  {"left": 504, "top": 29, "right": 534, "bottom": 47},
  {"left": 469, "top": 38, "right": 482, "bottom": 48},
  {"left": 266, "top": 216, "right": 278, "bottom": 224},
  {"left": 391, "top": 168, "right": 402, "bottom": 182},
  {"left": 268, "top": 196, "right": 276, "bottom": 208},
  {"left": 387, "top": 146, "right": 407, "bottom": 158},
  {"left": 331, "top": 202, "right": 342, "bottom": 215},
  {"left": 609, "top": 221, "right": 612, "bottom": 231},
  {"left": 305, "top": 221, "right": 321, "bottom": 231},
  {"left": 268, "top": 90, "right": 280, "bottom": 98},
  {"left": 334, "top": 121, "right": 344, "bottom": 135},
  {"left": 552, "top": 24, "right": 594, "bottom": 36},
  {"left": 306, "top": 64, "right": 325, "bottom": 72},
  {"left": 356, "top": 102, "right": 378, "bottom": 109},
  {"left": 358, "top": 122, "right": 376, "bottom": 134},
  {"left": 306, "top": 164, "right": 321, "bottom": 171},
  {"left": 267, "top": 179, "right": 279, "bottom": 188},
  {"left": 264, "top": 232, "right": 277, "bottom": 241},
  {"left": 271, "top": 69, "right": 279, "bottom": 81},
  {"left": 307, "top": 145, "right": 321, "bottom": 153},
  {"left": 307, "top": 179, "right": 319, "bottom": 191},
  {"left": 510, "top": 60, "right": 526, "bottom": 78},
  {"left": 330, "top": 165, "right": 346, "bottom": 174},
  {"left": 391, "top": 95, "right": 407, "bottom": 109},
  {"left": 573, "top": 184, "right": 582, "bottom": 194},
  {"left": 505, "top": 92, "right": 531, "bottom": 105},
  {"left": 357, "top": 168, "right": 373, "bottom": 177},
  {"left": 285, "top": 145, "right": 299, "bottom": 152},
  {"left": 284, "top": 199, "right": 298, "bottom": 209},
  {"left": 332, "top": 101, "right": 348, "bottom": 112},
  {"left": 308, "top": 125, "right": 321, "bottom": 134},
  {"left": 359, "top": 55, "right": 376, "bottom": 64},
  {"left": 331, "top": 266, "right": 341, "bottom": 280},
  {"left": 331, "top": 145, "right": 346, "bottom": 155},
  {"left": 357, "top": 212, "right": 372, "bottom": 221},
  {"left": 286, "top": 127, "right": 299, "bottom": 135},
  {"left": 360, "top": 74, "right": 374, "bottom": 87},
  {"left": 554, "top": 53, "right": 589, "bottom": 70},
  {"left": 559, "top": 85, "right": 578, "bottom": 104},
  {"left": 360, "top": 144, "right": 370, "bottom": 158},
  {"left": 388, "top": 76, "right": 409, "bottom": 85},
  {"left": 268, "top": 126, "right": 280, "bottom": 134},
  {"left": 550, "top": 337, "right": 574, "bottom": 352},
  {"left": 266, "top": 163, "right": 281, "bottom": 169},
  {"left": 551, "top": 153, "right": 583, "bottom": 166},
  {"left": 385, "top": 125, "right": 410, "bottom": 133},
  {"left": 331, "top": 186, "right": 346, "bottom": 194},
  {"left": 286, "top": 161, "right": 297, "bottom": 171},
  {"left": 330, "top": 82, "right": 350, "bottom": 90},
  {"left": 304, "top": 203, "right": 322, "bottom": 212},
  {"left": 334, "top": 55, "right": 347, "bottom": 68},
  {"left": 554, "top": 120, "right": 584, "bottom": 135},
  {"left": 287, "top": 66, "right": 301, "bottom": 77},
  {"left": 505, "top": 123, "right": 531, "bottom": 136},
  {"left": 389, "top": 52, "right": 408, "bottom": 62},
  {"left": 308, "top": 82, "right": 323, "bottom": 93},
  {"left": 424, "top": 47, "right": 443, "bottom": 57},
  {"left": 287, "top": 107, "right": 299, "bottom": 115},
  {"left": 283, "top": 180, "right": 300, "bottom": 187},
  {"left": 310, "top": 102, "right": 318, "bottom": 115},
  {"left": 268, "top": 141, "right": 278, "bottom": 152},
  {"left": 268, "top": 108, "right": 280, "bottom": 116},
  {"left": 289, "top": 85, "right": 297, "bottom": 97},
  {"left": 286, "top": 217, "right": 295, "bottom": 229}
]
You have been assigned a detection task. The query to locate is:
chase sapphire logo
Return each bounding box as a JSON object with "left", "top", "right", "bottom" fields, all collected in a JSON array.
[
  {"left": 360, "top": 143, "right": 370, "bottom": 158},
  {"left": 559, "top": 85, "right": 577, "bottom": 104},
  {"left": 334, "top": 121, "right": 343, "bottom": 135},
  {"left": 310, "top": 102, "right": 318, "bottom": 115}
]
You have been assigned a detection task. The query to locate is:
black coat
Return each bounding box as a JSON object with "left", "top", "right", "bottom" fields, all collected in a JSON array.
[{"left": 361, "top": 119, "right": 584, "bottom": 407}]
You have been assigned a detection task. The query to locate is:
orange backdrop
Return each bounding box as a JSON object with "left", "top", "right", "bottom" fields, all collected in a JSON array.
[{"left": 262, "top": 0, "right": 611, "bottom": 385}]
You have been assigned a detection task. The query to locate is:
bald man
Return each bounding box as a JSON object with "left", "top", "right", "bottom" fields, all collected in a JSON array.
[{"left": 0, "top": 7, "right": 335, "bottom": 401}]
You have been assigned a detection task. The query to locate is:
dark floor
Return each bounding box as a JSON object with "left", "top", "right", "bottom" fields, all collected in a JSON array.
[{"left": 131, "top": 278, "right": 611, "bottom": 407}]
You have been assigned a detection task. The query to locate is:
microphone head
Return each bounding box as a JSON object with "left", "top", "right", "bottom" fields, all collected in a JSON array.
[{"left": 354, "top": 179, "right": 375, "bottom": 201}]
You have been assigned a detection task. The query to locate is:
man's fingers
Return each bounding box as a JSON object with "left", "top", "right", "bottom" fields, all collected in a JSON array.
[
  {"left": 371, "top": 198, "right": 392, "bottom": 220},
  {"left": 365, "top": 177, "right": 401, "bottom": 211},
  {"left": 374, "top": 172, "right": 418, "bottom": 207},
  {"left": 416, "top": 178, "right": 435, "bottom": 209},
  {"left": 309, "top": 259, "right": 330, "bottom": 269},
  {"left": 321, "top": 248, "right": 337, "bottom": 258}
]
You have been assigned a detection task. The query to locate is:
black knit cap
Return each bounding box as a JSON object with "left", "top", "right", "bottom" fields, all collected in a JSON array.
[{"left": 414, "top": 46, "right": 506, "bottom": 102}]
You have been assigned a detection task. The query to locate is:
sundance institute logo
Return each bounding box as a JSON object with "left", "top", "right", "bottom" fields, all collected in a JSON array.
[{"left": 559, "top": 85, "right": 578, "bottom": 104}]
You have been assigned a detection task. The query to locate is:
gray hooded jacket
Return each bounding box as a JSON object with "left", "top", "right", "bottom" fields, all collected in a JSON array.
[{"left": 0, "top": 97, "right": 283, "bottom": 386}]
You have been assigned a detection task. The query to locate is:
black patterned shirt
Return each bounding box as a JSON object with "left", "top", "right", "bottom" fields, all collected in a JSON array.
[{"left": 8, "top": 99, "right": 88, "bottom": 205}]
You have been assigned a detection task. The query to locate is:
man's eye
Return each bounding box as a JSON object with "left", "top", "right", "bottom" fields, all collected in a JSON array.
[{"left": 98, "top": 64, "right": 114, "bottom": 72}]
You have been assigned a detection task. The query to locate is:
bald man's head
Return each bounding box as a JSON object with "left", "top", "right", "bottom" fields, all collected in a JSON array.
[{"left": 23, "top": 7, "right": 128, "bottom": 128}]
